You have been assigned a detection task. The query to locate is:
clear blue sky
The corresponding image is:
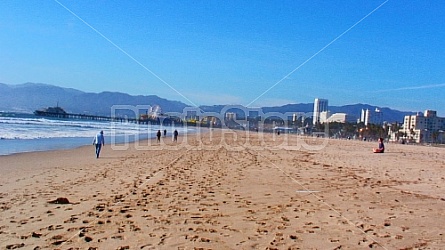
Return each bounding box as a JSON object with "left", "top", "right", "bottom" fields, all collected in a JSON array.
[{"left": 1, "top": 1, "right": 444, "bottom": 114}]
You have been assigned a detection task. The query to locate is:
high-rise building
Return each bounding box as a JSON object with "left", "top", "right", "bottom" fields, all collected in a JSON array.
[
  {"left": 360, "top": 108, "right": 383, "bottom": 126},
  {"left": 313, "top": 98, "right": 328, "bottom": 125}
]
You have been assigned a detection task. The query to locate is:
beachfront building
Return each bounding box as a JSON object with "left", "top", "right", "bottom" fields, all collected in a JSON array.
[
  {"left": 401, "top": 110, "right": 445, "bottom": 143},
  {"left": 326, "top": 113, "right": 356, "bottom": 123},
  {"left": 185, "top": 110, "right": 199, "bottom": 123},
  {"left": 319, "top": 111, "right": 330, "bottom": 124},
  {"left": 360, "top": 108, "right": 383, "bottom": 126},
  {"left": 225, "top": 112, "right": 236, "bottom": 121},
  {"left": 313, "top": 98, "right": 328, "bottom": 125}
]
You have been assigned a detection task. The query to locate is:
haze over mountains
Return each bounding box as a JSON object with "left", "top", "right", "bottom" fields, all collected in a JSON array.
[
  {"left": 0, "top": 83, "right": 188, "bottom": 117},
  {"left": 0, "top": 83, "right": 414, "bottom": 122}
]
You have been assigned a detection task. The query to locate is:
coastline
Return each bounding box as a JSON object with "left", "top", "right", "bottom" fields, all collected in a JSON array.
[
  {"left": 0, "top": 137, "right": 96, "bottom": 156},
  {"left": 0, "top": 113, "right": 196, "bottom": 156},
  {"left": 0, "top": 126, "right": 193, "bottom": 156},
  {"left": 1, "top": 130, "right": 445, "bottom": 249}
]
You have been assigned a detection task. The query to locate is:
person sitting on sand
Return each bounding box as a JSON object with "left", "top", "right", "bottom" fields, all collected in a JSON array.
[{"left": 373, "top": 137, "right": 385, "bottom": 153}]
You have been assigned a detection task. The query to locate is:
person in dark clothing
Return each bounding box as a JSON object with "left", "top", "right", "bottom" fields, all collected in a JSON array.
[
  {"left": 92, "top": 130, "right": 105, "bottom": 158},
  {"left": 173, "top": 129, "right": 178, "bottom": 142},
  {"left": 156, "top": 130, "right": 162, "bottom": 143},
  {"left": 373, "top": 137, "right": 385, "bottom": 153},
  {"left": 163, "top": 129, "right": 167, "bottom": 137}
]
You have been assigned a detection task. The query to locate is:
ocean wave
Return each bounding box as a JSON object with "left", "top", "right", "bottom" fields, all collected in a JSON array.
[{"left": 0, "top": 117, "right": 189, "bottom": 140}]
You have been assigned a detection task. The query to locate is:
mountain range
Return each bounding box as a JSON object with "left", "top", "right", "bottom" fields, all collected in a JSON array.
[
  {"left": 0, "top": 83, "right": 415, "bottom": 122},
  {"left": 0, "top": 83, "right": 188, "bottom": 117}
]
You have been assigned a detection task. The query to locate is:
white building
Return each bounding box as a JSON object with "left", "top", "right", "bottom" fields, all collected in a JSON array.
[
  {"left": 320, "top": 111, "right": 330, "bottom": 124},
  {"left": 401, "top": 110, "right": 445, "bottom": 143},
  {"left": 360, "top": 108, "right": 383, "bottom": 125},
  {"left": 225, "top": 112, "right": 236, "bottom": 120},
  {"left": 313, "top": 98, "right": 328, "bottom": 125},
  {"left": 327, "top": 113, "right": 356, "bottom": 123},
  {"left": 360, "top": 109, "right": 367, "bottom": 124}
]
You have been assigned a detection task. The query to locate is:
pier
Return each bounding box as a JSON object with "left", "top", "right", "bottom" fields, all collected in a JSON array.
[{"left": 34, "top": 111, "right": 158, "bottom": 124}]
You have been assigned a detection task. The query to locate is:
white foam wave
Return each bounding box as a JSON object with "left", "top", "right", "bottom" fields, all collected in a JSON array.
[{"left": 0, "top": 117, "right": 189, "bottom": 140}]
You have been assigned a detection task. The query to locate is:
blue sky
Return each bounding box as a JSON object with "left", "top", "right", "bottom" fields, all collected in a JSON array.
[{"left": 1, "top": 1, "right": 444, "bottom": 114}]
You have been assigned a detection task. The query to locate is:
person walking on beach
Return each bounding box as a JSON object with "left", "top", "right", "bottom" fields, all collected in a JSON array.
[
  {"left": 93, "top": 130, "right": 105, "bottom": 158},
  {"left": 156, "top": 130, "right": 162, "bottom": 143},
  {"left": 173, "top": 129, "right": 178, "bottom": 142},
  {"left": 163, "top": 129, "right": 167, "bottom": 137}
]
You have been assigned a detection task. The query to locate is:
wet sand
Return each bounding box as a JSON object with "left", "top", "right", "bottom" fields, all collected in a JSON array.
[{"left": 1, "top": 130, "right": 444, "bottom": 249}]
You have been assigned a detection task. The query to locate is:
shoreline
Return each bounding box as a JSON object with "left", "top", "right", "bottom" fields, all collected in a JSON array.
[
  {"left": 0, "top": 126, "right": 196, "bottom": 156},
  {"left": 1, "top": 130, "right": 445, "bottom": 249}
]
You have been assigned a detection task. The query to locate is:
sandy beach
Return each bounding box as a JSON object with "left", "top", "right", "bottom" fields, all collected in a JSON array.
[{"left": 1, "top": 130, "right": 444, "bottom": 249}]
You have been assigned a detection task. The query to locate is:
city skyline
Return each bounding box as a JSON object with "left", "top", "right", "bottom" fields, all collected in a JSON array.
[{"left": 1, "top": 1, "right": 444, "bottom": 114}]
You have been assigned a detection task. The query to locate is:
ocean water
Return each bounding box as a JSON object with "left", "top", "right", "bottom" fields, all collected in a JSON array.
[{"left": 0, "top": 114, "right": 190, "bottom": 156}]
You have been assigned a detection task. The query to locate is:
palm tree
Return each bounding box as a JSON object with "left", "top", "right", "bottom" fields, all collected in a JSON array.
[
  {"left": 410, "top": 128, "right": 416, "bottom": 142},
  {"left": 390, "top": 122, "right": 402, "bottom": 141},
  {"left": 432, "top": 131, "right": 439, "bottom": 144}
]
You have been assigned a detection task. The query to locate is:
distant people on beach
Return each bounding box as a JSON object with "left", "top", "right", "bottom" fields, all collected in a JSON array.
[
  {"left": 173, "top": 129, "right": 178, "bottom": 142},
  {"left": 163, "top": 129, "right": 167, "bottom": 137},
  {"left": 156, "top": 130, "right": 162, "bottom": 143},
  {"left": 92, "top": 130, "right": 105, "bottom": 158},
  {"left": 373, "top": 137, "right": 385, "bottom": 153}
]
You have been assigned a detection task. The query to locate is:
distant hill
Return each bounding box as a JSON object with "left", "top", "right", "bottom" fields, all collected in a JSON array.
[
  {"left": 0, "top": 83, "right": 415, "bottom": 122},
  {"left": 0, "top": 83, "right": 189, "bottom": 117}
]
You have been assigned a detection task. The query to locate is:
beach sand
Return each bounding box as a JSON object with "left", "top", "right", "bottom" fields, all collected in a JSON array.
[{"left": 1, "top": 130, "right": 444, "bottom": 249}]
